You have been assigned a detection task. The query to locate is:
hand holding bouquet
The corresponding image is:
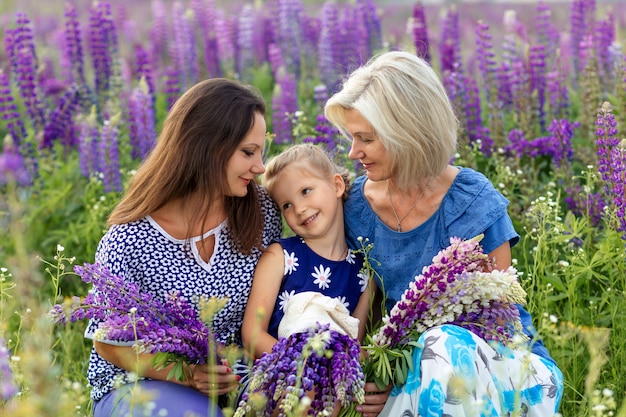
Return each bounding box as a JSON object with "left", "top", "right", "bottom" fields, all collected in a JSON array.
[{"left": 49, "top": 262, "right": 228, "bottom": 381}]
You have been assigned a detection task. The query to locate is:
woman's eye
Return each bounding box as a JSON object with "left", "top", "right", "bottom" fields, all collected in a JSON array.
[{"left": 243, "top": 150, "right": 254, "bottom": 156}]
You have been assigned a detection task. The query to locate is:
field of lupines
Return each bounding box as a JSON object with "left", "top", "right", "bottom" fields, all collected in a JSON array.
[{"left": 0, "top": 0, "right": 625, "bottom": 416}]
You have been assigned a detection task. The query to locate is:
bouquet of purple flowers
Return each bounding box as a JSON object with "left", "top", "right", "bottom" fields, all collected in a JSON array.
[
  {"left": 339, "top": 235, "right": 528, "bottom": 417},
  {"left": 234, "top": 323, "right": 365, "bottom": 417},
  {"left": 49, "top": 262, "right": 226, "bottom": 380}
]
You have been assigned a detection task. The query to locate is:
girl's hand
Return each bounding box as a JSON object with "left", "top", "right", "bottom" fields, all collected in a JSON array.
[
  {"left": 188, "top": 359, "right": 240, "bottom": 396},
  {"left": 356, "top": 382, "right": 391, "bottom": 417}
]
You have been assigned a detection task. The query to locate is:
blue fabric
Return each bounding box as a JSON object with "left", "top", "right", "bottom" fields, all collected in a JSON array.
[
  {"left": 382, "top": 325, "right": 564, "bottom": 417},
  {"left": 93, "top": 380, "right": 223, "bottom": 417},
  {"left": 267, "top": 236, "right": 367, "bottom": 338},
  {"left": 344, "top": 168, "right": 554, "bottom": 362},
  {"left": 85, "top": 186, "right": 282, "bottom": 401}
]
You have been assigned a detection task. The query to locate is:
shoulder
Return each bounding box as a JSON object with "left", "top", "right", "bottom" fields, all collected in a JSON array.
[
  {"left": 442, "top": 168, "right": 518, "bottom": 250},
  {"left": 344, "top": 176, "right": 374, "bottom": 249},
  {"left": 443, "top": 167, "right": 509, "bottom": 225}
]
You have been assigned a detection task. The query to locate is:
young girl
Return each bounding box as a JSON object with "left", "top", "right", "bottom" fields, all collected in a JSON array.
[{"left": 241, "top": 143, "right": 372, "bottom": 360}]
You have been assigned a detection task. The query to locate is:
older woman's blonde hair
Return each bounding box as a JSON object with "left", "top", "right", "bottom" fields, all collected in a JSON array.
[{"left": 325, "top": 50, "right": 458, "bottom": 190}]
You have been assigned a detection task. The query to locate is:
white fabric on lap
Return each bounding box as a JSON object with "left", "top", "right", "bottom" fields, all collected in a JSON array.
[{"left": 278, "top": 291, "right": 360, "bottom": 339}]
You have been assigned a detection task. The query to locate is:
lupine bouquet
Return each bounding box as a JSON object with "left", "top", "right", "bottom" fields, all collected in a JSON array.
[
  {"left": 49, "top": 262, "right": 228, "bottom": 380},
  {"left": 340, "top": 235, "right": 528, "bottom": 417},
  {"left": 234, "top": 323, "right": 365, "bottom": 417}
]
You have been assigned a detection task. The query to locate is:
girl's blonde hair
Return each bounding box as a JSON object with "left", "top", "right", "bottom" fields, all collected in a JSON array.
[{"left": 264, "top": 143, "right": 351, "bottom": 200}]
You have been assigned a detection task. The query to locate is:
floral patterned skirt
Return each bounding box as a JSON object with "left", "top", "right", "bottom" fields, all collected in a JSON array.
[{"left": 380, "top": 325, "right": 564, "bottom": 417}]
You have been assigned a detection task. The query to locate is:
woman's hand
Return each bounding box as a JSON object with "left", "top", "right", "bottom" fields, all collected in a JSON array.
[
  {"left": 356, "top": 382, "right": 391, "bottom": 417},
  {"left": 188, "top": 359, "right": 239, "bottom": 396}
]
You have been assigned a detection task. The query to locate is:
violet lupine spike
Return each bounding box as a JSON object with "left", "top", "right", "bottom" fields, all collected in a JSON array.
[
  {"left": 41, "top": 84, "right": 80, "bottom": 149},
  {"left": 351, "top": 1, "right": 371, "bottom": 68},
  {"left": 149, "top": 0, "right": 168, "bottom": 70},
  {"left": 595, "top": 102, "right": 620, "bottom": 187},
  {"left": 595, "top": 15, "right": 615, "bottom": 86},
  {"left": 275, "top": 0, "right": 303, "bottom": 80},
  {"left": 546, "top": 118, "right": 577, "bottom": 168},
  {"left": 127, "top": 79, "right": 156, "bottom": 161},
  {"left": 0, "top": 338, "right": 18, "bottom": 401},
  {"left": 98, "top": 118, "right": 122, "bottom": 193},
  {"left": 50, "top": 262, "right": 221, "bottom": 364},
  {"left": 88, "top": 2, "right": 115, "bottom": 97},
  {"left": 234, "top": 324, "right": 364, "bottom": 417},
  {"left": 164, "top": 65, "right": 181, "bottom": 110},
  {"left": 360, "top": 0, "right": 382, "bottom": 55},
  {"left": 0, "top": 69, "right": 27, "bottom": 146},
  {"left": 237, "top": 4, "right": 257, "bottom": 81},
  {"left": 171, "top": 2, "right": 198, "bottom": 91},
  {"left": 0, "top": 146, "right": 31, "bottom": 187},
  {"left": 15, "top": 44, "right": 47, "bottom": 133},
  {"left": 438, "top": 7, "right": 462, "bottom": 75},
  {"left": 271, "top": 71, "right": 297, "bottom": 144},
  {"left": 529, "top": 44, "right": 547, "bottom": 132},
  {"left": 565, "top": 186, "right": 606, "bottom": 227},
  {"left": 134, "top": 45, "right": 155, "bottom": 96},
  {"left": 77, "top": 113, "right": 100, "bottom": 178},
  {"left": 62, "top": 3, "right": 86, "bottom": 85},
  {"left": 318, "top": 2, "right": 341, "bottom": 94},
  {"left": 411, "top": 0, "right": 430, "bottom": 63},
  {"left": 215, "top": 11, "right": 236, "bottom": 77},
  {"left": 475, "top": 20, "right": 497, "bottom": 105}
]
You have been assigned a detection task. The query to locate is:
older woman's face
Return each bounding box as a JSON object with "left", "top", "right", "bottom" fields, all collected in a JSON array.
[{"left": 344, "top": 109, "right": 392, "bottom": 182}]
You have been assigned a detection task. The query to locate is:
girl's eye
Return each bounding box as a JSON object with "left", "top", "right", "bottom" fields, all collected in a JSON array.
[
  {"left": 282, "top": 202, "right": 292, "bottom": 210},
  {"left": 302, "top": 188, "right": 311, "bottom": 195}
]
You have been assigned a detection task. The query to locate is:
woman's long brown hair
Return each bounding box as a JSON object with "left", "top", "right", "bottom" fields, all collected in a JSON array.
[{"left": 107, "top": 78, "right": 267, "bottom": 254}]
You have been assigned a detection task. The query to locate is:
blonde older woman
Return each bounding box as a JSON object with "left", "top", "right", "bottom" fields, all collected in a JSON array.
[{"left": 325, "top": 50, "right": 563, "bottom": 417}]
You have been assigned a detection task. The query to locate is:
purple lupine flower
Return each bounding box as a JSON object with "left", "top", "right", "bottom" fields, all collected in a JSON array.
[
  {"left": 0, "top": 146, "right": 31, "bottom": 187},
  {"left": 215, "top": 10, "right": 236, "bottom": 76},
  {"left": 275, "top": 0, "right": 303, "bottom": 80},
  {"left": 411, "top": 0, "right": 430, "bottom": 63},
  {"left": 0, "top": 69, "right": 26, "bottom": 145},
  {"left": 596, "top": 102, "right": 626, "bottom": 239},
  {"left": 41, "top": 84, "right": 80, "bottom": 149},
  {"left": 237, "top": 4, "right": 258, "bottom": 81},
  {"left": 77, "top": 111, "right": 101, "bottom": 178},
  {"left": 127, "top": 79, "right": 156, "bottom": 161},
  {"left": 475, "top": 20, "right": 497, "bottom": 104},
  {"left": 271, "top": 72, "right": 298, "bottom": 144},
  {"left": 546, "top": 118, "right": 577, "bottom": 168},
  {"left": 164, "top": 65, "right": 181, "bottom": 110},
  {"left": 235, "top": 324, "right": 364, "bottom": 417},
  {"left": 88, "top": 2, "right": 119, "bottom": 98},
  {"left": 595, "top": 14, "right": 615, "bottom": 86},
  {"left": 438, "top": 7, "right": 462, "bottom": 74},
  {"left": 360, "top": 0, "right": 382, "bottom": 55},
  {"left": 350, "top": 1, "right": 372, "bottom": 67},
  {"left": 569, "top": 0, "right": 585, "bottom": 76},
  {"left": 318, "top": 2, "right": 342, "bottom": 94},
  {"left": 372, "top": 236, "right": 526, "bottom": 347},
  {"left": 546, "top": 61, "right": 570, "bottom": 121},
  {"left": 464, "top": 75, "right": 493, "bottom": 154},
  {"left": 61, "top": 3, "right": 86, "bottom": 85},
  {"left": 49, "top": 262, "right": 224, "bottom": 365},
  {"left": 529, "top": 44, "right": 547, "bottom": 131},
  {"left": 149, "top": 0, "right": 169, "bottom": 70},
  {"left": 98, "top": 117, "right": 122, "bottom": 193},
  {"left": 170, "top": 1, "right": 197, "bottom": 91},
  {"left": 133, "top": 45, "right": 155, "bottom": 96},
  {"left": 0, "top": 338, "right": 18, "bottom": 400},
  {"left": 565, "top": 186, "right": 605, "bottom": 227}
]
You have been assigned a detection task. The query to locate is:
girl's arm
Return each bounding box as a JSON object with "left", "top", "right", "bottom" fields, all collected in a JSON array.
[
  {"left": 94, "top": 341, "right": 237, "bottom": 395},
  {"left": 352, "top": 278, "right": 377, "bottom": 342},
  {"left": 241, "top": 242, "right": 285, "bottom": 358}
]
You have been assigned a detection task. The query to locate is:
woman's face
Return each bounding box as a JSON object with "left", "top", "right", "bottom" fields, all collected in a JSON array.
[
  {"left": 225, "top": 112, "right": 267, "bottom": 197},
  {"left": 343, "top": 109, "right": 392, "bottom": 182}
]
